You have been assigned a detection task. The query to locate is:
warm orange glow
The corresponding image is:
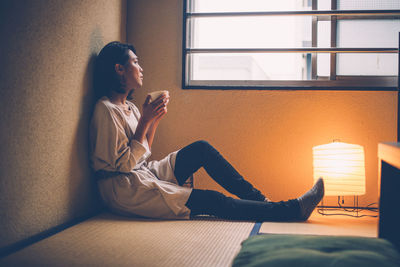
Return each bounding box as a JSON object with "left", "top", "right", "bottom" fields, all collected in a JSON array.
[{"left": 313, "top": 142, "right": 366, "bottom": 196}]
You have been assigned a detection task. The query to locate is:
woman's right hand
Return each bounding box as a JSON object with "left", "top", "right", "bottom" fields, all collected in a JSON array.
[{"left": 141, "top": 93, "right": 169, "bottom": 124}]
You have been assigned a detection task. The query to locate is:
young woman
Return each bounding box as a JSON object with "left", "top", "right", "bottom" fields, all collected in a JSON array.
[{"left": 89, "top": 41, "right": 324, "bottom": 221}]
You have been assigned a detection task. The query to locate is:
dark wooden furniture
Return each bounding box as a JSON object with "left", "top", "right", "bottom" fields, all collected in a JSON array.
[{"left": 378, "top": 142, "right": 400, "bottom": 251}]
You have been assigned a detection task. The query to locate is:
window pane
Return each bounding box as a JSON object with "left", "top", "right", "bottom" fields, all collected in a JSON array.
[
  {"left": 338, "top": 20, "right": 400, "bottom": 48},
  {"left": 318, "top": 0, "right": 331, "bottom": 10},
  {"left": 190, "top": 53, "right": 312, "bottom": 80},
  {"left": 317, "top": 53, "right": 330, "bottom": 77},
  {"left": 317, "top": 21, "right": 330, "bottom": 47},
  {"left": 337, "top": 53, "right": 397, "bottom": 75},
  {"left": 190, "top": 16, "right": 312, "bottom": 48},
  {"left": 190, "top": 0, "right": 311, "bottom": 13},
  {"left": 338, "top": 0, "right": 400, "bottom": 10}
]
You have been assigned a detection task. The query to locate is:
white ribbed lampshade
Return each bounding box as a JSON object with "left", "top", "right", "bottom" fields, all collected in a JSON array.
[{"left": 313, "top": 142, "right": 366, "bottom": 196}]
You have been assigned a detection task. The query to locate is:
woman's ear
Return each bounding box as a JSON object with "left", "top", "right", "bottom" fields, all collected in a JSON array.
[{"left": 114, "top": 63, "right": 125, "bottom": 75}]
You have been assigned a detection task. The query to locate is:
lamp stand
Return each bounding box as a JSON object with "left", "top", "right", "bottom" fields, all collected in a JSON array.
[{"left": 317, "top": 196, "right": 378, "bottom": 218}]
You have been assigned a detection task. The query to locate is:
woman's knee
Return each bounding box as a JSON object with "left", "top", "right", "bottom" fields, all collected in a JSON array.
[
  {"left": 191, "top": 140, "right": 210, "bottom": 147},
  {"left": 190, "top": 140, "right": 214, "bottom": 154}
]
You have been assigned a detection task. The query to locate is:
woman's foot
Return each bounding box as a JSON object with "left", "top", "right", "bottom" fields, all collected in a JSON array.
[{"left": 297, "top": 178, "right": 324, "bottom": 221}]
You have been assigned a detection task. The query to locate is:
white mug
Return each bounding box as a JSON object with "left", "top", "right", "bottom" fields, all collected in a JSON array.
[{"left": 148, "top": 90, "right": 169, "bottom": 103}]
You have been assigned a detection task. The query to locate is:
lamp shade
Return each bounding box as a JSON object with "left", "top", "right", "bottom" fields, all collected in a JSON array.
[{"left": 313, "top": 142, "right": 366, "bottom": 196}]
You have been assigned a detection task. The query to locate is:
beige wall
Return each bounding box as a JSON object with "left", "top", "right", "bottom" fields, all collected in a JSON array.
[
  {"left": 0, "top": 0, "right": 126, "bottom": 251},
  {"left": 127, "top": 0, "right": 397, "bottom": 206}
]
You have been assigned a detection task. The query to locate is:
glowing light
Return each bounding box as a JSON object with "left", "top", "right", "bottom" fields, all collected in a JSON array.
[{"left": 313, "top": 142, "right": 366, "bottom": 196}]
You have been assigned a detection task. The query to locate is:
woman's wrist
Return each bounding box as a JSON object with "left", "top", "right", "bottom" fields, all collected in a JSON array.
[
  {"left": 134, "top": 118, "right": 151, "bottom": 143},
  {"left": 139, "top": 115, "right": 152, "bottom": 126},
  {"left": 152, "top": 117, "right": 161, "bottom": 126}
]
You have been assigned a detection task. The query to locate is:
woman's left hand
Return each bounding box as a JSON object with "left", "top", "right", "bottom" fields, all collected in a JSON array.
[
  {"left": 145, "top": 93, "right": 169, "bottom": 148},
  {"left": 153, "top": 93, "right": 170, "bottom": 123},
  {"left": 142, "top": 92, "right": 169, "bottom": 124}
]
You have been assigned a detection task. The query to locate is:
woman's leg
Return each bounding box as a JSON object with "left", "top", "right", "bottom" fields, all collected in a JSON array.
[
  {"left": 186, "top": 178, "right": 324, "bottom": 222},
  {"left": 186, "top": 189, "right": 300, "bottom": 221},
  {"left": 174, "top": 140, "right": 266, "bottom": 201}
]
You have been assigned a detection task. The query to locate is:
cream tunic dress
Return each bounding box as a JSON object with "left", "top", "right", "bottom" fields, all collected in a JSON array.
[{"left": 90, "top": 96, "right": 192, "bottom": 219}]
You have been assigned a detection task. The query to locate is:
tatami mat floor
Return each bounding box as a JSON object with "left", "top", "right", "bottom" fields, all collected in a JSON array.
[
  {"left": 259, "top": 210, "right": 378, "bottom": 237},
  {"left": 0, "top": 213, "right": 254, "bottom": 267}
]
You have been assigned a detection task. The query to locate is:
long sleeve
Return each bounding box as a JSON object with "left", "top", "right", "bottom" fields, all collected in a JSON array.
[{"left": 90, "top": 100, "right": 148, "bottom": 173}]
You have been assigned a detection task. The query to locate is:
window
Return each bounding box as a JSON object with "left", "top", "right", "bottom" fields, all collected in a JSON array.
[{"left": 182, "top": 0, "right": 400, "bottom": 90}]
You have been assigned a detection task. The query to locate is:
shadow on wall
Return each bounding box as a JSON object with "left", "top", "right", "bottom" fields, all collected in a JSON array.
[{"left": 67, "top": 27, "right": 106, "bottom": 216}]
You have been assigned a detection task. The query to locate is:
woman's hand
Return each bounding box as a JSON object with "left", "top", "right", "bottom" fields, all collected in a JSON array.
[
  {"left": 134, "top": 93, "right": 169, "bottom": 145},
  {"left": 141, "top": 92, "right": 170, "bottom": 124},
  {"left": 141, "top": 92, "right": 170, "bottom": 148}
]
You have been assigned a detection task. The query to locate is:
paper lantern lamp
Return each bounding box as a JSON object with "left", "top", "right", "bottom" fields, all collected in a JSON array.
[{"left": 313, "top": 142, "right": 366, "bottom": 196}]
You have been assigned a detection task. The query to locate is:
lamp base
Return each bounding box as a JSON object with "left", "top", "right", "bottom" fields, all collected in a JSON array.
[{"left": 317, "top": 196, "right": 378, "bottom": 218}]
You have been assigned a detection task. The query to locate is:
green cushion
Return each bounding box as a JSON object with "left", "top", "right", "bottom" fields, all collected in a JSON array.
[{"left": 232, "top": 234, "right": 400, "bottom": 267}]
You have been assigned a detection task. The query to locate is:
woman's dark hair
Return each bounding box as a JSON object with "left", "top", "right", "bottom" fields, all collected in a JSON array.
[{"left": 94, "top": 41, "right": 136, "bottom": 99}]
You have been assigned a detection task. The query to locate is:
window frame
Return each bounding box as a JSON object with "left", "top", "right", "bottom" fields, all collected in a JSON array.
[{"left": 182, "top": 0, "right": 400, "bottom": 91}]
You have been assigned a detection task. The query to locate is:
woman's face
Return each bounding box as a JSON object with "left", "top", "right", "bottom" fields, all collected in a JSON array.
[{"left": 121, "top": 50, "right": 143, "bottom": 91}]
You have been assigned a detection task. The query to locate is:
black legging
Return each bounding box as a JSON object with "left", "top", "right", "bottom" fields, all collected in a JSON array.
[{"left": 174, "top": 140, "right": 301, "bottom": 221}]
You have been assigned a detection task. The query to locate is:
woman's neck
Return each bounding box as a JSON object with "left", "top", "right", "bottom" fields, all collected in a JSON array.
[{"left": 109, "top": 91, "right": 129, "bottom": 105}]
